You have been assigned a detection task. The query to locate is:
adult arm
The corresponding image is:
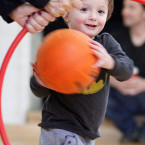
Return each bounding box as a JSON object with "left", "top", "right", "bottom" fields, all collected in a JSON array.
[
  {"left": 0, "top": 0, "right": 50, "bottom": 22},
  {"left": 0, "top": 0, "right": 25, "bottom": 22}
]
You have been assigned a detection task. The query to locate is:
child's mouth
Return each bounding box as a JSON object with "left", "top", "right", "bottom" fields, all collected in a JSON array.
[{"left": 85, "top": 24, "right": 97, "bottom": 29}]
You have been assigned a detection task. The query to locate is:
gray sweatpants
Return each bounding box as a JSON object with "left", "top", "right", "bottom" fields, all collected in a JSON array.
[{"left": 39, "top": 128, "right": 96, "bottom": 145}]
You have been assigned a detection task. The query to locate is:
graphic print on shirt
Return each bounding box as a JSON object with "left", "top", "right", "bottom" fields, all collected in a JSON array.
[{"left": 80, "top": 71, "right": 108, "bottom": 95}]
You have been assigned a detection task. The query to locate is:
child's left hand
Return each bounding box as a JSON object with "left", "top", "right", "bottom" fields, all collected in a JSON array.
[
  {"left": 31, "top": 63, "right": 48, "bottom": 88},
  {"left": 89, "top": 39, "right": 115, "bottom": 70}
]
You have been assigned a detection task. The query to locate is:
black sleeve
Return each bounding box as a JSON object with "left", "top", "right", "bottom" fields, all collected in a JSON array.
[
  {"left": 103, "top": 33, "right": 134, "bottom": 81},
  {"left": 0, "top": 0, "right": 51, "bottom": 23},
  {"left": 30, "top": 76, "right": 50, "bottom": 98},
  {"left": 27, "top": 0, "right": 51, "bottom": 9},
  {"left": 0, "top": 0, "right": 25, "bottom": 23}
]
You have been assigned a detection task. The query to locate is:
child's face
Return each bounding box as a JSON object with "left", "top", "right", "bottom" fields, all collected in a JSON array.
[{"left": 65, "top": 0, "right": 108, "bottom": 38}]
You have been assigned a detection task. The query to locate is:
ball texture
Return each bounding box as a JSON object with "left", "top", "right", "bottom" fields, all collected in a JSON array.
[{"left": 34, "top": 29, "right": 100, "bottom": 94}]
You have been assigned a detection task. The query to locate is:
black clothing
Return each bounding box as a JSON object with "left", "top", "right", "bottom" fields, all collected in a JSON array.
[
  {"left": 0, "top": 0, "right": 25, "bottom": 22},
  {"left": 0, "top": 0, "right": 50, "bottom": 22},
  {"left": 111, "top": 27, "right": 145, "bottom": 78},
  {"left": 27, "top": 0, "right": 50, "bottom": 9},
  {"left": 43, "top": 17, "right": 68, "bottom": 36},
  {"left": 30, "top": 33, "right": 133, "bottom": 140}
]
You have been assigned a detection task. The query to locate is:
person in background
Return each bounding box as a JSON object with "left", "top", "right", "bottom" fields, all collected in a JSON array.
[
  {"left": 106, "top": 0, "right": 145, "bottom": 143},
  {"left": 0, "top": 0, "right": 82, "bottom": 33}
]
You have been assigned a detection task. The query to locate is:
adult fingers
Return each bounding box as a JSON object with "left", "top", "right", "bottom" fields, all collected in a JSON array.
[
  {"left": 26, "top": 17, "right": 44, "bottom": 33},
  {"left": 33, "top": 12, "right": 49, "bottom": 27},
  {"left": 61, "top": 0, "right": 73, "bottom": 12},
  {"left": 45, "top": 5, "right": 61, "bottom": 17},
  {"left": 71, "top": 0, "right": 82, "bottom": 9},
  {"left": 25, "top": 22, "right": 37, "bottom": 34},
  {"left": 41, "top": 11, "right": 56, "bottom": 22}
]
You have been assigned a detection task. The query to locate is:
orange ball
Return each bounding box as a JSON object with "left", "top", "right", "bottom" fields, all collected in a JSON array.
[{"left": 34, "top": 29, "right": 100, "bottom": 94}]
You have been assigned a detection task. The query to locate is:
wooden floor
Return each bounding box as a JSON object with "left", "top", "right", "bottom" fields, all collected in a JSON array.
[{"left": 0, "top": 112, "right": 144, "bottom": 145}]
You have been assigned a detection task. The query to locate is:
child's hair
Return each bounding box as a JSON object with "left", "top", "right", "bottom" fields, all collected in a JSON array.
[{"left": 107, "top": 0, "right": 114, "bottom": 20}]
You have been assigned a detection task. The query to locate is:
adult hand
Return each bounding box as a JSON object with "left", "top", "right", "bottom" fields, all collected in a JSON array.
[
  {"left": 125, "top": 76, "right": 145, "bottom": 96},
  {"left": 112, "top": 80, "right": 132, "bottom": 95},
  {"left": 25, "top": 11, "right": 55, "bottom": 33},
  {"left": 111, "top": 76, "right": 145, "bottom": 96},
  {"left": 9, "top": 3, "right": 55, "bottom": 33},
  {"left": 44, "top": 0, "right": 82, "bottom": 17}
]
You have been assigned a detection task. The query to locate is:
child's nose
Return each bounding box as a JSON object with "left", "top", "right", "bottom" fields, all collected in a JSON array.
[{"left": 89, "top": 11, "right": 97, "bottom": 21}]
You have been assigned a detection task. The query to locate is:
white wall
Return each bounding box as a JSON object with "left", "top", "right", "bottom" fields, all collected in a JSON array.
[{"left": 0, "top": 17, "right": 42, "bottom": 124}]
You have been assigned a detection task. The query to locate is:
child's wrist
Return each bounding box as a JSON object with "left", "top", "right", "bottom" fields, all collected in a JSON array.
[{"left": 108, "top": 56, "right": 115, "bottom": 70}]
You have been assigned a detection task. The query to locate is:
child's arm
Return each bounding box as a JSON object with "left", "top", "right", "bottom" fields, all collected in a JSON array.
[
  {"left": 30, "top": 75, "right": 50, "bottom": 98},
  {"left": 89, "top": 36, "right": 134, "bottom": 81}
]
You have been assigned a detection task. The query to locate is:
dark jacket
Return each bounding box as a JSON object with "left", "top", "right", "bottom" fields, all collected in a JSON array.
[
  {"left": 0, "top": 0, "right": 50, "bottom": 22},
  {"left": 30, "top": 33, "right": 134, "bottom": 139}
]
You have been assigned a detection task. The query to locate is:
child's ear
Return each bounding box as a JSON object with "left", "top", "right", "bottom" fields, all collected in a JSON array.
[{"left": 62, "top": 13, "right": 70, "bottom": 23}]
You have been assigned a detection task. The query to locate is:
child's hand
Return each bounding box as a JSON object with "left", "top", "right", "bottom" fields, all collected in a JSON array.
[
  {"left": 31, "top": 63, "right": 48, "bottom": 88},
  {"left": 25, "top": 11, "right": 55, "bottom": 33},
  {"left": 89, "top": 39, "right": 115, "bottom": 70}
]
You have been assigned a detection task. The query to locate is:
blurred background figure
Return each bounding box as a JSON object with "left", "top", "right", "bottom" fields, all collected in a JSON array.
[
  {"left": 103, "top": 0, "right": 123, "bottom": 33},
  {"left": 106, "top": 0, "right": 145, "bottom": 143}
]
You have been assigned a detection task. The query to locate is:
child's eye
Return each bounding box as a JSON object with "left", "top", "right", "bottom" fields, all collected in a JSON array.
[
  {"left": 98, "top": 10, "right": 105, "bottom": 14},
  {"left": 80, "top": 8, "right": 88, "bottom": 12}
]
